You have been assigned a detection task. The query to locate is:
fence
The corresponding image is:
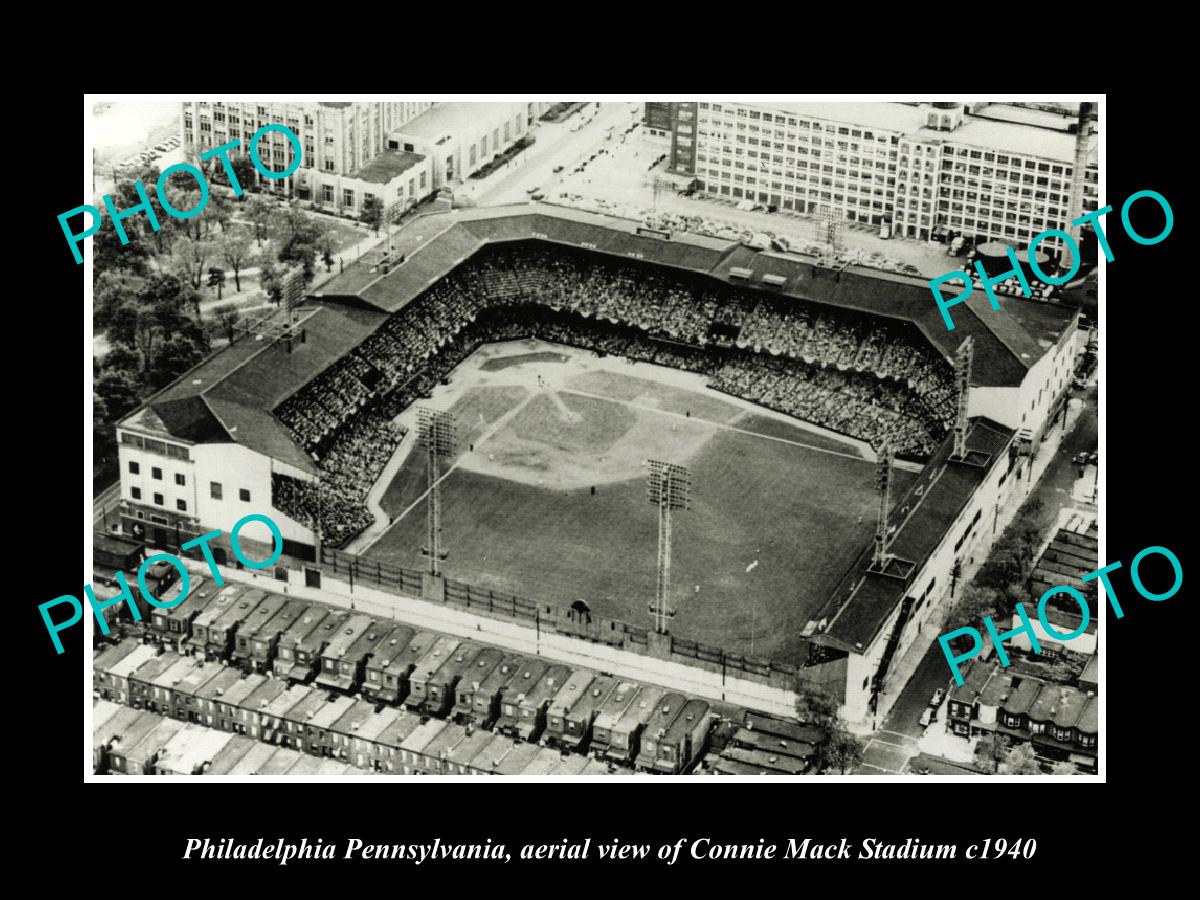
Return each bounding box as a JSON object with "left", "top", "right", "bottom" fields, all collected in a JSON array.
[{"left": 318, "top": 546, "right": 800, "bottom": 689}]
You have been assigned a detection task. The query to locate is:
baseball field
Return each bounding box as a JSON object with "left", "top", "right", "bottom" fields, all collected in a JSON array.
[{"left": 362, "top": 340, "right": 915, "bottom": 664}]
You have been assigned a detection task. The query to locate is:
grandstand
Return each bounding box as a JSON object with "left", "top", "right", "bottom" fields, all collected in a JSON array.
[{"left": 113, "top": 204, "right": 1082, "bottom": 727}]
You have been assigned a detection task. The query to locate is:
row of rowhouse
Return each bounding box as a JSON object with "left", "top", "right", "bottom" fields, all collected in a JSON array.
[{"left": 94, "top": 575, "right": 719, "bottom": 774}]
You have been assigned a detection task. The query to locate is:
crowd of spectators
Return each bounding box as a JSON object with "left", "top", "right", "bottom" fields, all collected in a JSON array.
[{"left": 271, "top": 245, "right": 958, "bottom": 546}]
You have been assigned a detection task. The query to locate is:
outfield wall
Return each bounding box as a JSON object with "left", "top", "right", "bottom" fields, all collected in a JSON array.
[{"left": 185, "top": 555, "right": 814, "bottom": 719}]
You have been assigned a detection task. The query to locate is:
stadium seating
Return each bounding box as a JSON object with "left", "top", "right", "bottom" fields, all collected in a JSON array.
[{"left": 272, "top": 245, "right": 957, "bottom": 547}]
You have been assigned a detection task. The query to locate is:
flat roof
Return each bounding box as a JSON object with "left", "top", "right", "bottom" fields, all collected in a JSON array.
[
  {"left": 399, "top": 718, "right": 448, "bottom": 754},
  {"left": 194, "top": 666, "right": 245, "bottom": 702},
  {"left": 220, "top": 672, "right": 267, "bottom": 709},
  {"left": 278, "top": 605, "right": 331, "bottom": 649},
  {"left": 593, "top": 680, "right": 641, "bottom": 730},
  {"left": 299, "top": 610, "right": 351, "bottom": 655},
  {"left": 567, "top": 674, "right": 616, "bottom": 724},
  {"left": 549, "top": 671, "right": 596, "bottom": 719},
  {"left": 410, "top": 636, "right": 463, "bottom": 683},
  {"left": 351, "top": 149, "right": 426, "bottom": 185},
  {"left": 227, "top": 741, "right": 278, "bottom": 775},
  {"left": 429, "top": 640, "right": 483, "bottom": 685},
  {"left": 518, "top": 664, "right": 572, "bottom": 710},
  {"left": 614, "top": 685, "right": 665, "bottom": 735},
  {"left": 308, "top": 694, "right": 357, "bottom": 731},
  {"left": 320, "top": 614, "right": 376, "bottom": 660},
  {"left": 397, "top": 102, "right": 519, "bottom": 142},
  {"left": 152, "top": 655, "right": 203, "bottom": 690},
  {"left": 474, "top": 735, "right": 540, "bottom": 775},
  {"left": 354, "top": 705, "right": 403, "bottom": 744},
  {"left": 663, "top": 698, "right": 710, "bottom": 742},
  {"left": 456, "top": 647, "right": 505, "bottom": 694},
  {"left": 130, "top": 652, "right": 179, "bottom": 686},
  {"left": 446, "top": 727, "right": 500, "bottom": 767},
  {"left": 376, "top": 709, "right": 422, "bottom": 748},
  {"left": 284, "top": 688, "right": 332, "bottom": 726},
  {"left": 125, "top": 717, "right": 184, "bottom": 763},
  {"left": 95, "top": 705, "right": 143, "bottom": 745},
  {"left": 157, "top": 724, "right": 234, "bottom": 774},
  {"left": 237, "top": 593, "right": 291, "bottom": 641},
  {"left": 264, "top": 683, "right": 317, "bottom": 719},
  {"left": 240, "top": 676, "right": 287, "bottom": 714},
  {"left": 205, "top": 733, "right": 257, "bottom": 774},
  {"left": 365, "top": 624, "right": 417, "bottom": 670},
  {"left": 330, "top": 698, "right": 378, "bottom": 738},
  {"left": 257, "top": 746, "right": 303, "bottom": 775},
  {"left": 105, "top": 642, "right": 160, "bottom": 680},
  {"left": 384, "top": 630, "right": 436, "bottom": 677}
]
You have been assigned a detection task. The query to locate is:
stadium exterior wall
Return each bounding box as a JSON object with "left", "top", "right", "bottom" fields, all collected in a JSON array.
[
  {"left": 841, "top": 427, "right": 1022, "bottom": 729},
  {"left": 967, "top": 314, "right": 1081, "bottom": 440}
]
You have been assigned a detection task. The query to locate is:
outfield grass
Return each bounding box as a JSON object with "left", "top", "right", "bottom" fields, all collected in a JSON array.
[{"left": 366, "top": 359, "right": 915, "bottom": 664}]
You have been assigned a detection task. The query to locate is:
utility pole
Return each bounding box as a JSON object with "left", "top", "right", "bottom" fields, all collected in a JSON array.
[{"left": 646, "top": 460, "right": 691, "bottom": 635}]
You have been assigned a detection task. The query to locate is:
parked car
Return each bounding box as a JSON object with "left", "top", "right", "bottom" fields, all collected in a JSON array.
[
  {"left": 1074, "top": 451, "right": 1090, "bottom": 466},
  {"left": 919, "top": 708, "right": 933, "bottom": 729},
  {"left": 552, "top": 165, "right": 564, "bottom": 173},
  {"left": 530, "top": 192, "right": 544, "bottom": 201},
  {"left": 929, "top": 688, "right": 944, "bottom": 708},
  {"left": 525, "top": 186, "right": 540, "bottom": 195}
]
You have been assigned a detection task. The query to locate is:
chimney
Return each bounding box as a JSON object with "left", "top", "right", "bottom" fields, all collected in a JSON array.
[{"left": 1063, "top": 102, "right": 1094, "bottom": 273}]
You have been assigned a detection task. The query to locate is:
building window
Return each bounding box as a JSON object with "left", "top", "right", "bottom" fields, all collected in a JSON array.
[
  {"left": 153, "top": 493, "right": 164, "bottom": 506},
  {"left": 343, "top": 188, "right": 355, "bottom": 208},
  {"left": 239, "top": 488, "right": 251, "bottom": 502},
  {"left": 131, "top": 486, "right": 142, "bottom": 500},
  {"left": 128, "top": 461, "right": 140, "bottom": 475},
  {"left": 174, "top": 473, "right": 186, "bottom": 486},
  {"left": 177, "top": 499, "right": 188, "bottom": 512},
  {"left": 152, "top": 467, "right": 162, "bottom": 480},
  {"left": 211, "top": 482, "right": 223, "bottom": 500}
]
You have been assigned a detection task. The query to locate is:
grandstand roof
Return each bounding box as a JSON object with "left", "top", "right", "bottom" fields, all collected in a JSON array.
[
  {"left": 817, "top": 417, "right": 1015, "bottom": 653},
  {"left": 120, "top": 205, "right": 1071, "bottom": 483}
]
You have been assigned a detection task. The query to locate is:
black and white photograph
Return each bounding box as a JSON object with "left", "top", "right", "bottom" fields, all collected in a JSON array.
[{"left": 73, "top": 97, "right": 1116, "bottom": 782}]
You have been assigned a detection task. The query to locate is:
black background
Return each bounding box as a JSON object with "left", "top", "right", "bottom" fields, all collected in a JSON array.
[{"left": 17, "top": 88, "right": 1188, "bottom": 884}]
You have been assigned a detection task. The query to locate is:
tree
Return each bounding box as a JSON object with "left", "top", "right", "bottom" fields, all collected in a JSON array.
[
  {"left": 213, "top": 303, "right": 242, "bottom": 344},
  {"left": 220, "top": 227, "right": 254, "bottom": 292},
  {"left": 100, "top": 343, "right": 143, "bottom": 375},
  {"left": 207, "top": 267, "right": 226, "bottom": 300},
  {"left": 260, "top": 260, "right": 287, "bottom": 305},
  {"left": 206, "top": 189, "right": 233, "bottom": 233},
  {"left": 148, "top": 334, "right": 207, "bottom": 390},
  {"left": 999, "top": 741, "right": 1041, "bottom": 775},
  {"left": 93, "top": 391, "right": 114, "bottom": 472},
  {"left": 1050, "top": 761, "right": 1078, "bottom": 776},
  {"left": 974, "top": 732, "right": 1009, "bottom": 774},
  {"left": 94, "top": 368, "right": 142, "bottom": 421},
  {"left": 946, "top": 582, "right": 1003, "bottom": 631},
  {"left": 92, "top": 217, "right": 151, "bottom": 276},
  {"left": 819, "top": 725, "right": 865, "bottom": 775},
  {"left": 245, "top": 196, "right": 275, "bottom": 247},
  {"left": 277, "top": 228, "right": 317, "bottom": 283},
  {"left": 361, "top": 195, "right": 384, "bottom": 235},
  {"left": 794, "top": 686, "right": 840, "bottom": 728},
  {"left": 172, "top": 236, "right": 215, "bottom": 294}
]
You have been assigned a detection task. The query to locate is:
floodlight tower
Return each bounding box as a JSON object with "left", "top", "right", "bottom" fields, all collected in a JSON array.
[
  {"left": 418, "top": 408, "right": 456, "bottom": 579},
  {"left": 872, "top": 441, "right": 894, "bottom": 570},
  {"left": 951, "top": 336, "right": 974, "bottom": 460},
  {"left": 646, "top": 460, "right": 692, "bottom": 635},
  {"left": 814, "top": 205, "right": 845, "bottom": 256}
]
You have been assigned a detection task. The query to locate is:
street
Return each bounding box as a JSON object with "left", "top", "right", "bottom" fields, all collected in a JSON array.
[{"left": 463, "top": 102, "right": 643, "bottom": 206}]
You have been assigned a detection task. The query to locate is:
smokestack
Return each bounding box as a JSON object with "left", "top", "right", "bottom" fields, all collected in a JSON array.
[{"left": 1063, "top": 102, "right": 1095, "bottom": 273}]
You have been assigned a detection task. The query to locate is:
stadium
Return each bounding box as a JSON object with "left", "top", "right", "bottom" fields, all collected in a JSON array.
[{"left": 114, "top": 204, "right": 1082, "bottom": 727}]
